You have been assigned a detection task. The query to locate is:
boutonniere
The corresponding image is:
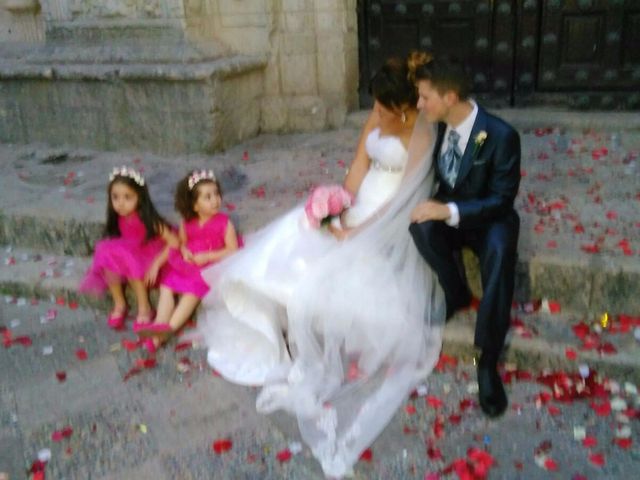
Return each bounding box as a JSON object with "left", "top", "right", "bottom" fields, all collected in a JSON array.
[{"left": 473, "top": 130, "right": 487, "bottom": 156}]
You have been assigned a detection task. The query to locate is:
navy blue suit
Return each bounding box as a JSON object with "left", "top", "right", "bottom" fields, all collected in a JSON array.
[{"left": 410, "top": 105, "right": 521, "bottom": 353}]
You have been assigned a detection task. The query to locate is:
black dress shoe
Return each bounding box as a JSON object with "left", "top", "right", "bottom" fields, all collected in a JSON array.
[{"left": 477, "top": 353, "right": 508, "bottom": 418}]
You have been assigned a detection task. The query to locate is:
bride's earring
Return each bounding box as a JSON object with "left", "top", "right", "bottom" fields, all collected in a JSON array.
[{"left": 401, "top": 111, "right": 407, "bottom": 124}]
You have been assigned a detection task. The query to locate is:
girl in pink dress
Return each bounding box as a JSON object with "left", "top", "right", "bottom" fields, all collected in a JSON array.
[
  {"left": 136, "top": 170, "right": 239, "bottom": 352},
  {"left": 80, "top": 166, "right": 176, "bottom": 329}
]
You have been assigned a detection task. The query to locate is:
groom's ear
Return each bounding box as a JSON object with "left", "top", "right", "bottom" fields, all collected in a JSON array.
[{"left": 443, "top": 90, "right": 459, "bottom": 107}]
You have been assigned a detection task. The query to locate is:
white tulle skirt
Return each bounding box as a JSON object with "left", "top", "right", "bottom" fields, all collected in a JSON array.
[{"left": 198, "top": 120, "right": 444, "bottom": 478}]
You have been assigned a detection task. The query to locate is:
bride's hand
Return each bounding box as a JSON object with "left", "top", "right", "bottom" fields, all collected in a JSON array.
[{"left": 328, "top": 223, "right": 349, "bottom": 241}]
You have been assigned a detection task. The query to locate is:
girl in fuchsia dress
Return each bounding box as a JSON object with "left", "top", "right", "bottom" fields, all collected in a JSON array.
[
  {"left": 80, "top": 166, "right": 176, "bottom": 329},
  {"left": 136, "top": 170, "right": 239, "bottom": 353}
]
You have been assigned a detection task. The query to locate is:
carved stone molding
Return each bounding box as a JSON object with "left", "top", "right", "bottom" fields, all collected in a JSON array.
[{"left": 3, "top": 0, "right": 41, "bottom": 13}]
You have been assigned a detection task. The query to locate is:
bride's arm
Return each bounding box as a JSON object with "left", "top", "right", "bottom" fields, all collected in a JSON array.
[{"left": 343, "top": 110, "right": 379, "bottom": 196}]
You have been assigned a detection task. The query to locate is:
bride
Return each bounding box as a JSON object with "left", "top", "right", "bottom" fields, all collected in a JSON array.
[{"left": 198, "top": 53, "right": 445, "bottom": 477}]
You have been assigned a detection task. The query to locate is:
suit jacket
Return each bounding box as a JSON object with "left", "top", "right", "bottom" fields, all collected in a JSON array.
[{"left": 433, "top": 105, "right": 521, "bottom": 229}]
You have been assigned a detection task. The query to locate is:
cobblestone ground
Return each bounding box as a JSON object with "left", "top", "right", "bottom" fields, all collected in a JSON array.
[{"left": 1, "top": 297, "right": 639, "bottom": 479}]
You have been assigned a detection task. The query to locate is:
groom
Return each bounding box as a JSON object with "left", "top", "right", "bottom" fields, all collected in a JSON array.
[{"left": 409, "top": 57, "right": 520, "bottom": 417}]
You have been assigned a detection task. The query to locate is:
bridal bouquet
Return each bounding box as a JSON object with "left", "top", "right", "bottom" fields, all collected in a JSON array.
[{"left": 304, "top": 184, "right": 354, "bottom": 228}]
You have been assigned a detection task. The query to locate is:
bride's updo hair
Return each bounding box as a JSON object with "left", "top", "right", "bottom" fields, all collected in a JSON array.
[
  {"left": 406, "top": 50, "right": 433, "bottom": 84},
  {"left": 409, "top": 50, "right": 471, "bottom": 100},
  {"left": 369, "top": 57, "right": 417, "bottom": 110}
]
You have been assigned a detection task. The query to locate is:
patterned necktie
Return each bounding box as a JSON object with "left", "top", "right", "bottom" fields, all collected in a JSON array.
[{"left": 440, "top": 129, "right": 462, "bottom": 187}]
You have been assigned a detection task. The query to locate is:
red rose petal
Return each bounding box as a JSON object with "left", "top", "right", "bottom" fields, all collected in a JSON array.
[
  {"left": 405, "top": 404, "right": 417, "bottom": 415},
  {"left": 582, "top": 436, "right": 598, "bottom": 448},
  {"left": 134, "top": 357, "right": 157, "bottom": 369},
  {"left": 448, "top": 414, "right": 462, "bottom": 425},
  {"left": 75, "top": 349, "right": 88, "bottom": 361},
  {"left": 121, "top": 339, "right": 140, "bottom": 351},
  {"left": 565, "top": 348, "right": 577, "bottom": 360},
  {"left": 123, "top": 366, "right": 142, "bottom": 381},
  {"left": 547, "top": 405, "right": 561, "bottom": 416},
  {"left": 174, "top": 341, "right": 193, "bottom": 352},
  {"left": 51, "top": 426, "right": 73, "bottom": 442},
  {"left": 614, "top": 438, "right": 632, "bottom": 449},
  {"left": 548, "top": 301, "right": 561, "bottom": 313},
  {"left": 14, "top": 336, "right": 32, "bottom": 347},
  {"left": 590, "top": 401, "right": 611, "bottom": 417},
  {"left": 359, "top": 448, "right": 373, "bottom": 462},
  {"left": 426, "top": 395, "right": 444, "bottom": 409},
  {"left": 212, "top": 438, "right": 233, "bottom": 454},
  {"left": 588, "top": 453, "right": 605, "bottom": 467},
  {"left": 276, "top": 448, "right": 292, "bottom": 463},
  {"left": 544, "top": 458, "right": 558, "bottom": 471},
  {"left": 427, "top": 446, "right": 443, "bottom": 460},
  {"left": 55, "top": 371, "right": 67, "bottom": 382}
]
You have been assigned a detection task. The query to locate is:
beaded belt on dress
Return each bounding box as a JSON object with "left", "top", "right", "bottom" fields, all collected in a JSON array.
[{"left": 370, "top": 159, "right": 403, "bottom": 173}]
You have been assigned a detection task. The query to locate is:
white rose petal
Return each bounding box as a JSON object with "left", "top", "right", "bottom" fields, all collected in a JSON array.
[
  {"left": 624, "top": 382, "right": 638, "bottom": 396},
  {"left": 289, "top": 441, "right": 303, "bottom": 455},
  {"left": 616, "top": 425, "right": 631, "bottom": 439},
  {"left": 611, "top": 397, "right": 627, "bottom": 411},
  {"left": 416, "top": 384, "right": 429, "bottom": 397},
  {"left": 38, "top": 448, "right": 52, "bottom": 462},
  {"left": 578, "top": 364, "right": 590, "bottom": 378},
  {"left": 573, "top": 426, "right": 586, "bottom": 441}
]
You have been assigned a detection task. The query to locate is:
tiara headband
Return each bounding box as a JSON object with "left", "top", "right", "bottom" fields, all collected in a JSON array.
[
  {"left": 188, "top": 169, "right": 216, "bottom": 190},
  {"left": 109, "top": 166, "right": 145, "bottom": 187}
]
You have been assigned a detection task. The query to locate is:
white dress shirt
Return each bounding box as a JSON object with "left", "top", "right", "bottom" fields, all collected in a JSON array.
[{"left": 441, "top": 100, "right": 478, "bottom": 227}]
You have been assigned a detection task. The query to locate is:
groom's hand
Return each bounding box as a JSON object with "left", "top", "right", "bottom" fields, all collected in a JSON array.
[{"left": 410, "top": 200, "right": 451, "bottom": 223}]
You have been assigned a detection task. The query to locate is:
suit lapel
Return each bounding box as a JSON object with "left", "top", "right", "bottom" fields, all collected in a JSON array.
[{"left": 454, "top": 105, "right": 488, "bottom": 188}]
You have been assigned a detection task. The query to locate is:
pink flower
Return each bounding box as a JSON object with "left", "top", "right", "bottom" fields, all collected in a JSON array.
[{"left": 305, "top": 184, "right": 352, "bottom": 228}]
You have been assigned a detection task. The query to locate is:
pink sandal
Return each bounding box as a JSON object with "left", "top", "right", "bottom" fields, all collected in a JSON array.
[
  {"left": 107, "top": 307, "right": 128, "bottom": 329},
  {"left": 133, "top": 322, "right": 172, "bottom": 336},
  {"left": 131, "top": 311, "right": 156, "bottom": 332}
]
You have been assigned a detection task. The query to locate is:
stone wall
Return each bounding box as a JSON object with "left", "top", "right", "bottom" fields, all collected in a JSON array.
[
  {"left": 0, "top": 0, "right": 360, "bottom": 153},
  {"left": 1, "top": 0, "right": 45, "bottom": 42},
  {"left": 183, "top": 0, "right": 359, "bottom": 132}
]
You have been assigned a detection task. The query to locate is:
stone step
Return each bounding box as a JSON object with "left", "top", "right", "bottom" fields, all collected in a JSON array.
[
  {"left": 1, "top": 241, "right": 638, "bottom": 315},
  {"left": 1, "top": 123, "right": 639, "bottom": 313},
  {"left": 443, "top": 309, "right": 640, "bottom": 385}
]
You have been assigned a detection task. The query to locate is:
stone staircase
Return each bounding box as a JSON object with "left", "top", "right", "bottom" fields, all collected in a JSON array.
[{"left": 1, "top": 114, "right": 639, "bottom": 383}]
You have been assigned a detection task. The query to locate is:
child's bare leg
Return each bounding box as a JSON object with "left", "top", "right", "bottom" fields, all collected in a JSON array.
[
  {"left": 155, "top": 286, "right": 175, "bottom": 325},
  {"left": 169, "top": 294, "right": 200, "bottom": 332},
  {"left": 149, "top": 295, "right": 199, "bottom": 348},
  {"left": 107, "top": 281, "right": 127, "bottom": 314},
  {"left": 129, "top": 279, "right": 152, "bottom": 321}
]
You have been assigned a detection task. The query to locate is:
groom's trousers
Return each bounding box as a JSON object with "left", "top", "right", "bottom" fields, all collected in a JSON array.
[{"left": 410, "top": 210, "right": 519, "bottom": 353}]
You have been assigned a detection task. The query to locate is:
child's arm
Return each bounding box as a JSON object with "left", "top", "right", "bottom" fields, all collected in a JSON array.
[
  {"left": 193, "top": 221, "right": 239, "bottom": 266},
  {"left": 145, "top": 224, "right": 178, "bottom": 286},
  {"left": 177, "top": 223, "right": 195, "bottom": 263}
]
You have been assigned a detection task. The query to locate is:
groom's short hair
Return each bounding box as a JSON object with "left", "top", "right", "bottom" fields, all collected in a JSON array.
[{"left": 414, "top": 55, "right": 471, "bottom": 100}]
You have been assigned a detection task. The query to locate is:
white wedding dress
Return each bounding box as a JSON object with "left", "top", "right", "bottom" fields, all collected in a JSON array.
[{"left": 199, "top": 119, "right": 445, "bottom": 478}]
